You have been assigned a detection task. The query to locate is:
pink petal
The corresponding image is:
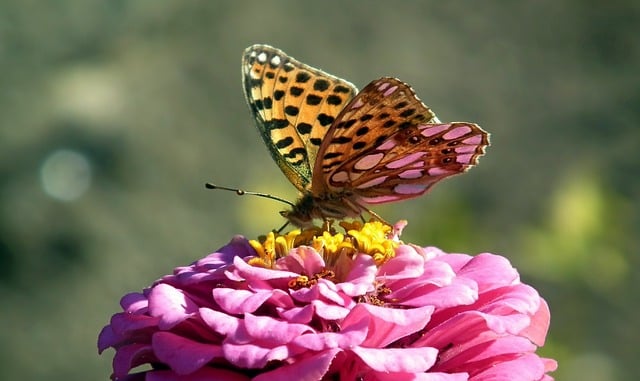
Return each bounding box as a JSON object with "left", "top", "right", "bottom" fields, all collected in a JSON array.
[
  {"left": 344, "top": 304, "right": 434, "bottom": 347},
  {"left": 103, "top": 312, "right": 158, "bottom": 346},
  {"left": 148, "top": 283, "right": 199, "bottom": 329},
  {"left": 253, "top": 349, "right": 341, "bottom": 381},
  {"left": 339, "top": 254, "right": 377, "bottom": 295},
  {"left": 121, "top": 292, "right": 149, "bottom": 313},
  {"left": 437, "top": 335, "right": 537, "bottom": 371},
  {"left": 378, "top": 245, "right": 427, "bottom": 278},
  {"left": 276, "top": 245, "right": 326, "bottom": 274},
  {"left": 417, "top": 311, "right": 525, "bottom": 348},
  {"left": 276, "top": 304, "right": 314, "bottom": 323},
  {"left": 222, "top": 342, "right": 290, "bottom": 368},
  {"left": 230, "top": 255, "right": 299, "bottom": 282},
  {"left": 199, "top": 307, "right": 246, "bottom": 339},
  {"left": 153, "top": 332, "right": 223, "bottom": 375},
  {"left": 518, "top": 299, "right": 551, "bottom": 346},
  {"left": 291, "top": 279, "right": 353, "bottom": 307},
  {"left": 243, "top": 313, "right": 313, "bottom": 343},
  {"left": 146, "top": 367, "right": 251, "bottom": 381},
  {"left": 293, "top": 314, "right": 369, "bottom": 350},
  {"left": 352, "top": 346, "right": 438, "bottom": 372},
  {"left": 213, "top": 288, "right": 267, "bottom": 314},
  {"left": 97, "top": 325, "right": 117, "bottom": 352},
  {"left": 455, "top": 254, "right": 519, "bottom": 291},
  {"left": 311, "top": 299, "right": 351, "bottom": 320},
  {"left": 394, "top": 277, "right": 479, "bottom": 309},
  {"left": 112, "top": 343, "right": 153, "bottom": 378},
  {"left": 471, "top": 352, "right": 549, "bottom": 381},
  {"left": 474, "top": 285, "right": 540, "bottom": 317},
  {"left": 374, "top": 372, "right": 469, "bottom": 381}
]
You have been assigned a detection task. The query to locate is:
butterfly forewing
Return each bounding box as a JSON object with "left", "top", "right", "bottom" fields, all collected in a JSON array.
[
  {"left": 242, "top": 45, "right": 358, "bottom": 191},
  {"left": 312, "top": 78, "right": 489, "bottom": 204}
]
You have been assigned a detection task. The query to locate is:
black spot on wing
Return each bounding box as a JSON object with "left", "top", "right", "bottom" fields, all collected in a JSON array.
[
  {"left": 275, "top": 136, "right": 294, "bottom": 148},
  {"left": 331, "top": 136, "right": 352, "bottom": 144},
  {"left": 326, "top": 95, "right": 342, "bottom": 105},
  {"left": 284, "top": 105, "right": 299, "bottom": 116},
  {"left": 296, "top": 72, "right": 311, "bottom": 83},
  {"left": 313, "top": 79, "right": 330, "bottom": 91},
  {"left": 353, "top": 141, "right": 367, "bottom": 150},
  {"left": 248, "top": 78, "right": 263, "bottom": 88},
  {"left": 267, "top": 119, "right": 289, "bottom": 130},
  {"left": 400, "top": 108, "right": 416, "bottom": 118},
  {"left": 297, "top": 122, "right": 312, "bottom": 134},
  {"left": 323, "top": 152, "right": 341, "bottom": 159},
  {"left": 337, "top": 119, "right": 356, "bottom": 129},
  {"left": 333, "top": 85, "right": 351, "bottom": 93},
  {"left": 355, "top": 127, "right": 369, "bottom": 136},
  {"left": 284, "top": 147, "right": 307, "bottom": 159},
  {"left": 317, "top": 113, "right": 334, "bottom": 126},
  {"left": 374, "top": 135, "right": 389, "bottom": 146},
  {"left": 306, "top": 94, "right": 322, "bottom": 105}
]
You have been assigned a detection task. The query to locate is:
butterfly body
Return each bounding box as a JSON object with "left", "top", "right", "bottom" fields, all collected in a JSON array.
[{"left": 242, "top": 45, "right": 489, "bottom": 228}]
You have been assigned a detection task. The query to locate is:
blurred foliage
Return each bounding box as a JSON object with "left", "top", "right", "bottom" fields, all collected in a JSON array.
[{"left": 0, "top": 1, "right": 638, "bottom": 380}]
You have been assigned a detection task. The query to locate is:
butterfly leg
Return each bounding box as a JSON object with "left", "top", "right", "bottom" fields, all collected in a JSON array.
[
  {"left": 347, "top": 198, "right": 393, "bottom": 227},
  {"left": 321, "top": 219, "right": 338, "bottom": 233},
  {"left": 364, "top": 207, "right": 392, "bottom": 227}
]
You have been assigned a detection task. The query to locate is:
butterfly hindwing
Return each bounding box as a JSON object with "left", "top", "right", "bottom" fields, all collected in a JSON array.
[
  {"left": 312, "top": 78, "right": 489, "bottom": 204},
  {"left": 242, "top": 45, "right": 358, "bottom": 191}
]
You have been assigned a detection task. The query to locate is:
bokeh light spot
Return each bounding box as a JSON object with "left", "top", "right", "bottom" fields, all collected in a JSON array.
[{"left": 40, "top": 149, "right": 92, "bottom": 201}]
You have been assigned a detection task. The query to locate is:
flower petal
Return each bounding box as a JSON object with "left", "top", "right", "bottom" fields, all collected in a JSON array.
[
  {"left": 146, "top": 367, "right": 251, "bottom": 381},
  {"left": 148, "top": 283, "right": 199, "bottom": 329},
  {"left": 213, "top": 288, "right": 293, "bottom": 314},
  {"left": 243, "top": 313, "right": 313, "bottom": 344},
  {"left": 518, "top": 298, "right": 551, "bottom": 346},
  {"left": 112, "top": 343, "right": 154, "bottom": 378},
  {"left": 293, "top": 313, "right": 369, "bottom": 350},
  {"left": 471, "top": 352, "right": 551, "bottom": 381},
  {"left": 99, "top": 229, "right": 554, "bottom": 380},
  {"left": 344, "top": 304, "right": 434, "bottom": 347},
  {"left": 253, "top": 349, "right": 341, "bottom": 381},
  {"left": 153, "top": 332, "right": 223, "bottom": 375},
  {"left": 352, "top": 346, "right": 438, "bottom": 372}
]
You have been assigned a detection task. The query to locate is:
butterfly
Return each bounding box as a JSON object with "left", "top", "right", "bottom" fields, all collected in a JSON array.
[{"left": 242, "top": 44, "right": 489, "bottom": 228}]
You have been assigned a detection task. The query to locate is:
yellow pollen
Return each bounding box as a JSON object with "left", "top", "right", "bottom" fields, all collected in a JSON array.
[{"left": 248, "top": 221, "right": 400, "bottom": 271}]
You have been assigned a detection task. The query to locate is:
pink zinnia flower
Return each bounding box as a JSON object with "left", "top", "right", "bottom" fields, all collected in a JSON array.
[{"left": 98, "top": 221, "right": 556, "bottom": 380}]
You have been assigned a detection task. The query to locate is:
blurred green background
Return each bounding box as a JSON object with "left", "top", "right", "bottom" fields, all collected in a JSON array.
[{"left": 1, "top": 1, "right": 638, "bottom": 380}]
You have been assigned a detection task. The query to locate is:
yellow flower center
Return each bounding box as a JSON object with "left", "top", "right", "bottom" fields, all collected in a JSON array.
[{"left": 248, "top": 221, "right": 401, "bottom": 271}]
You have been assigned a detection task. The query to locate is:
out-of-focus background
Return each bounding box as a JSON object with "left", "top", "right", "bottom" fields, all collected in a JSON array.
[{"left": 0, "top": 1, "right": 637, "bottom": 380}]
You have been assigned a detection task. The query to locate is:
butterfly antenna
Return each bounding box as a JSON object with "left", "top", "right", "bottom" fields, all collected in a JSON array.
[
  {"left": 205, "top": 182, "right": 296, "bottom": 208},
  {"left": 275, "top": 221, "right": 290, "bottom": 234}
]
